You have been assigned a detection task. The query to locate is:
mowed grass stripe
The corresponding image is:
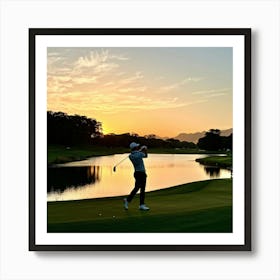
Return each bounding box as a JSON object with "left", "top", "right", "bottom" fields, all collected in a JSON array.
[{"left": 47, "top": 179, "right": 232, "bottom": 233}]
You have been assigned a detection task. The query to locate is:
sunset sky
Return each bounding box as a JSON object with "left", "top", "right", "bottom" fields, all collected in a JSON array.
[{"left": 47, "top": 47, "right": 232, "bottom": 137}]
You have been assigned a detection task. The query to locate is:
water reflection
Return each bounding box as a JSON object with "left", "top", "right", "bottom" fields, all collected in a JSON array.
[
  {"left": 47, "top": 154, "right": 231, "bottom": 201},
  {"left": 48, "top": 166, "right": 101, "bottom": 192},
  {"left": 203, "top": 166, "right": 221, "bottom": 178}
]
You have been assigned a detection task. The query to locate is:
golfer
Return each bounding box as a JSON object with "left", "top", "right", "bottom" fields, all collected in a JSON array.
[{"left": 123, "top": 142, "right": 150, "bottom": 211}]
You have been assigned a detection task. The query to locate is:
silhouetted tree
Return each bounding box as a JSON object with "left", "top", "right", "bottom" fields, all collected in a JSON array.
[
  {"left": 47, "top": 111, "right": 102, "bottom": 145},
  {"left": 220, "top": 133, "right": 232, "bottom": 151},
  {"left": 166, "top": 138, "right": 181, "bottom": 148},
  {"left": 197, "top": 129, "right": 222, "bottom": 151},
  {"left": 197, "top": 129, "right": 232, "bottom": 151}
]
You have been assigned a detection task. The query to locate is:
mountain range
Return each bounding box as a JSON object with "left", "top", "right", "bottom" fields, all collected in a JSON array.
[{"left": 174, "top": 128, "right": 233, "bottom": 144}]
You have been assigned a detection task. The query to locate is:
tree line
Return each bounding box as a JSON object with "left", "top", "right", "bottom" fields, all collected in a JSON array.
[
  {"left": 94, "top": 133, "right": 196, "bottom": 149},
  {"left": 47, "top": 111, "right": 232, "bottom": 151},
  {"left": 47, "top": 111, "right": 102, "bottom": 145}
]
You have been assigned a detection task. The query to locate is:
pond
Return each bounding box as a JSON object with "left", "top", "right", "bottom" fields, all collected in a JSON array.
[{"left": 47, "top": 154, "right": 231, "bottom": 201}]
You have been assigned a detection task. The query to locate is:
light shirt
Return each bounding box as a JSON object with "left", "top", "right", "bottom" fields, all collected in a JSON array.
[{"left": 129, "top": 150, "right": 147, "bottom": 172}]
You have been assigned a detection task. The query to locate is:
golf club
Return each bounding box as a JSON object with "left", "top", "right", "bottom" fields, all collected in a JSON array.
[{"left": 113, "top": 155, "right": 129, "bottom": 172}]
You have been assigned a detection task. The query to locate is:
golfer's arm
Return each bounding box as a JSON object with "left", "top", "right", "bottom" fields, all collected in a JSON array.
[
  {"left": 140, "top": 146, "right": 148, "bottom": 157},
  {"left": 142, "top": 149, "right": 148, "bottom": 158}
]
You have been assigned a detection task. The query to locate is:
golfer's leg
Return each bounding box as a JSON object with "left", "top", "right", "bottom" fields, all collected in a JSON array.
[
  {"left": 140, "top": 187, "right": 145, "bottom": 205},
  {"left": 139, "top": 174, "right": 147, "bottom": 205},
  {"left": 127, "top": 172, "right": 141, "bottom": 202},
  {"left": 127, "top": 185, "right": 140, "bottom": 202}
]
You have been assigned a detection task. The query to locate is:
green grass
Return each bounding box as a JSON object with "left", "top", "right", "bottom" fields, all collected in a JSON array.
[
  {"left": 195, "top": 156, "right": 232, "bottom": 168},
  {"left": 47, "top": 179, "right": 232, "bottom": 233},
  {"left": 48, "top": 145, "right": 127, "bottom": 164}
]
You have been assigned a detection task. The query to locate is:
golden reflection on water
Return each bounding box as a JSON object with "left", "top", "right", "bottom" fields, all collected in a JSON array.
[{"left": 47, "top": 154, "right": 231, "bottom": 201}]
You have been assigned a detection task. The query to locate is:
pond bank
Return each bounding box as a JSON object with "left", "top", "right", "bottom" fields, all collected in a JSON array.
[
  {"left": 195, "top": 156, "right": 232, "bottom": 168},
  {"left": 48, "top": 145, "right": 227, "bottom": 165}
]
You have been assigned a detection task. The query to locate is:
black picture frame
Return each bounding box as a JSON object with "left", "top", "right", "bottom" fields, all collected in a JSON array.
[{"left": 29, "top": 28, "right": 251, "bottom": 251}]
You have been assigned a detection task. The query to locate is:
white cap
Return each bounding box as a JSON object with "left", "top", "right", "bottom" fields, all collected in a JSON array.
[{"left": 129, "top": 142, "right": 140, "bottom": 150}]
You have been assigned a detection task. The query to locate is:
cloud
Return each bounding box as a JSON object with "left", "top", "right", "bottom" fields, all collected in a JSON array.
[
  {"left": 74, "top": 50, "right": 109, "bottom": 68},
  {"left": 47, "top": 49, "right": 209, "bottom": 114},
  {"left": 48, "top": 90, "right": 206, "bottom": 115},
  {"left": 118, "top": 86, "right": 147, "bottom": 93},
  {"left": 74, "top": 50, "right": 129, "bottom": 69},
  {"left": 161, "top": 84, "right": 179, "bottom": 91},
  {"left": 73, "top": 51, "right": 119, "bottom": 78},
  {"left": 120, "top": 72, "right": 143, "bottom": 85},
  {"left": 110, "top": 54, "right": 129, "bottom": 61},
  {"left": 48, "top": 49, "right": 130, "bottom": 94},
  {"left": 97, "top": 95, "right": 188, "bottom": 113},
  {"left": 71, "top": 76, "right": 98, "bottom": 85},
  {"left": 47, "top": 50, "right": 72, "bottom": 75},
  {"left": 48, "top": 76, "right": 73, "bottom": 93},
  {"left": 94, "top": 62, "right": 119, "bottom": 74},
  {"left": 48, "top": 52, "right": 61, "bottom": 57},
  {"left": 191, "top": 88, "right": 231, "bottom": 97},
  {"left": 160, "top": 76, "right": 203, "bottom": 91}
]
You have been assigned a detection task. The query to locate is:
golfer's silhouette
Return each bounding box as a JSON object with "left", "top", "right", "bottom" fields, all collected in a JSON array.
[{"left": 123, "top": 142, "right": 150, "bottom": 211}]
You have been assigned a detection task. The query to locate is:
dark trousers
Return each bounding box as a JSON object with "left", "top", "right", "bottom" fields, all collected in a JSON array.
[{"left": 127, "top": 171, "right": 147, "bottom": 205}]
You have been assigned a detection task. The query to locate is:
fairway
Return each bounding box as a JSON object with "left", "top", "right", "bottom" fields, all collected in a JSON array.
[{"left": 47, "top": 179, "right": 232, "bottom": 233}]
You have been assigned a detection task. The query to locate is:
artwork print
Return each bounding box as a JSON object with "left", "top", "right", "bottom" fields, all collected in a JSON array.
[{"left": 29, "top": 29, "right": 251, "bottom": 250}]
